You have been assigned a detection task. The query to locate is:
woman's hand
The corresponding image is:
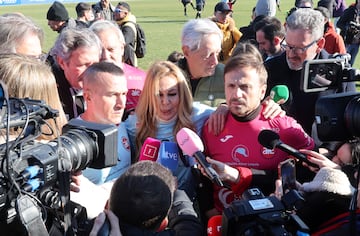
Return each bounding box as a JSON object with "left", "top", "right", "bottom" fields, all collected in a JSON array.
[{"left": 299, "top": 149, "right": 340, "bottom": 171}]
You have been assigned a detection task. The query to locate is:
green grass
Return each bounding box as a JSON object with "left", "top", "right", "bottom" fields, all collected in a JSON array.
[{"left": 1, "top": 0, "right": 359, "bottom": 71}]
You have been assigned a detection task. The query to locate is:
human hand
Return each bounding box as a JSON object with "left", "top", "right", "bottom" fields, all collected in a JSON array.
[
  {"left": 261, "top": 96, "right": 286, "bottom": 119},
  {"left": 89, "top": 210, "right": 122, "bottom": 236},
  {"left": 206, "top": 103, "right": 228, "bottom": 136},
  {"left": 299, "top": 149, "right": 340, "bottom": 171},
  {"left": 197, "top": 157, "right": 239, "bottom": 183},
  {"left": 70, "top": 171, "right": 82, "bottom": 192}
]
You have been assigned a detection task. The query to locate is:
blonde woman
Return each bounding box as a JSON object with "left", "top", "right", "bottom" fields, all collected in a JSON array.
[
  {"left": 0, "top": 53, "right": 67, "bottom": 140},
  {"left": 126, "top": 60, "right": 215, "bottom": 200}
]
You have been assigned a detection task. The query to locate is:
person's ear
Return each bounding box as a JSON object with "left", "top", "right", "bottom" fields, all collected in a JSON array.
[
  {"left": 57, "top": 55, "right": 66, "bottom": 71},
  {"left": 273, "top": 36, "right": 282, "bottom": 46},
  {"left": 182, "top": 45, "right": 190, "bottom": 58},
  {"left": 83, "top": 89, "right": 92, "bottom": 102},
  {"left": 156, "top": 217, "right": 168, "bottom": 232}
]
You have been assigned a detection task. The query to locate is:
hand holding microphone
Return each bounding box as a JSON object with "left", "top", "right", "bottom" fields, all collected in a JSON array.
[
  {"left": 258, "top": 129, "right": 319, "bottom": 168},
  {"left": 176, "top": 128, "right": 224, "bottom": 187}
]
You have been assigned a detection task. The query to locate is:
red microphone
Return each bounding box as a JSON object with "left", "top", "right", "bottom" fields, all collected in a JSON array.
[
  {"left": 139, "top": 137, "right": 161, "bottom": 161},
  {"left": 207, "top": 215, "right": 222, "bottom": 236}
]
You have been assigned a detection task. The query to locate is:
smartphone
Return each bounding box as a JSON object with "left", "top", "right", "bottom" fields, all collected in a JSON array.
[{"left": 278, "top": 159, "right": 296, "bottom": 194}]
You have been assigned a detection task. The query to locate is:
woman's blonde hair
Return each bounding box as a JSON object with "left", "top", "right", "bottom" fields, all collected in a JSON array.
[
  {"left": 135, "top": 61, "right": 195, "bottom": 159},
  {"left": 0, "top": 53, "right": 67, "bottom": 140}
]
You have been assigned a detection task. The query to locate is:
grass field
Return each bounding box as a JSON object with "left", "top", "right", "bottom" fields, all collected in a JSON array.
[{"left": 1, "top": 0, "right": 360, "bottom": 71}]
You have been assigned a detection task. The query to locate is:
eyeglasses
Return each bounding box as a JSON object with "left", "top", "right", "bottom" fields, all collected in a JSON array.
[
  {"left": 114, "top": 8, "right": 122, "bottom": 13},
  {"left": 280, "top": 39, "right": 318, "bottom": 54}
]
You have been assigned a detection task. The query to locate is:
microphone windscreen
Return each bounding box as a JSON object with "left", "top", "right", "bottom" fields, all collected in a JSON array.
[
  {"left": 176, "top": 127, "right": 204, "bottom": 156},
  {"left": 157, "top": 141, "right": 179, "bottom": 171},
  {"left": 139, "top": 137, "right": 161, "bottom": 161},
  {"left": 207, "top": 215, "right": 222, "bottom": 236},
  {"left": 258, "top": 129, "right": 280, "bottom": 149},
  {"left": 270, "top": 85, "right": 289, "bottom": 104}
]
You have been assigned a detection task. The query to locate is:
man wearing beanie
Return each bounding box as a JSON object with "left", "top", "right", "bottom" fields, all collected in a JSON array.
[{"left": 47, "top": 1, "right": 76, "bottom": 33}]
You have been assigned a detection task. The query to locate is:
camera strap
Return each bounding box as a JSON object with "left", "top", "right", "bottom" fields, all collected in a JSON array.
[{"left": 16, "top": 194, "right": 48, "bottom": 236}]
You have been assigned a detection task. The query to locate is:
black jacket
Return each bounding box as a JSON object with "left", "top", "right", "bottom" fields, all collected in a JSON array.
[
  {"left": 118, "top": 190, "right": 204, "bottom": 236},
  {"left": 264, "top": 50, "right": 339, "bottom": 135}
]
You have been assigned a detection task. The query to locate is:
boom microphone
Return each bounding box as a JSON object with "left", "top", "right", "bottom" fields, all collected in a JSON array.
[
  {"left": 258, "top": 129, "right": 318, "bottom": 168},
  {"left": 139, "top": 137, "right": 161, "bottom": 161},
  {"left": 207, "top": 215, "right": 222, "bottom": 236},
  {"left": 176, "top": 127, "right": 224, "bottom": 187},
  {"left": 270, "top": 85, "right": 289, "bottom": 104}
]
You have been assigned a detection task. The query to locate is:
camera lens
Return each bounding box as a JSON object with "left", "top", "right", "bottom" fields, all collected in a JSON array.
[
  {"left": 55, "top": 129, "right": 97, "bottom": 172},
  {"left": 344, "top": 95, "right": 360, "bottom": 138}
]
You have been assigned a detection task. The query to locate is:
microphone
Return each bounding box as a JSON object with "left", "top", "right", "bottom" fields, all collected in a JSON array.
[
  {"left": 270, "top": 85, "right": 289, "bottom": 104},
  {"left": 176, "top": 127, "right": 224, "bottom": 187},
  {"left": 139, "top": 137, "right": 161, "bottom": 161},
  {"left": 258, "top": 129, "right": 318, "bottom": 168},
  {"left": 157, "top": 141, "right": 179, "bottom": 172},
  {"left": 207, "top": 215, "right": 222, "bottom": 236}
]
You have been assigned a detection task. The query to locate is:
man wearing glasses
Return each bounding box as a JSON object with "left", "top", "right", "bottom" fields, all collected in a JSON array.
[{"left": 264, "top": 8, "right": 352, "bottom": 138}]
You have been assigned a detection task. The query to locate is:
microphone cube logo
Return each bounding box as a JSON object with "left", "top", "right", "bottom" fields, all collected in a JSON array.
[{"left": 143, "top": 144, "right": 158, "bottom": 160}]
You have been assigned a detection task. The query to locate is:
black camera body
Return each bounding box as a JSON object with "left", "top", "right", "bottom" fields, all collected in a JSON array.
[
  {"left": 301, "top": 55, "right": 360, "bottom": 141},
  {"left": 221, "top": 188, "right": 308, "bottom": 236},
  {"left": 0, "top": 82, "right": 118, "bottom": 234}
]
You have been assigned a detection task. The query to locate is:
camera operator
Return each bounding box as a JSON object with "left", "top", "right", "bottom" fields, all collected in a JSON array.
[
  {"left": 89, "top": 161, "right": 203, "bottom": 236},
  {"left": 265, "top": 8, "right": 356, "bottom": 141}
]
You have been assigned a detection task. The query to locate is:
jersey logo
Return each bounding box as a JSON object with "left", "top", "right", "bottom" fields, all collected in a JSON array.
[
  {"left": 261, "top": 147, "right": 275, "bottom": 159},
  {"left": 121, "top": 136, "right": 131, "bottom": 152},
  {"left": 231, "top": 145, "right": 249, "bottom": 162},
  {"left": 220, "top": 135, "right": 233, "bottom": 142}
]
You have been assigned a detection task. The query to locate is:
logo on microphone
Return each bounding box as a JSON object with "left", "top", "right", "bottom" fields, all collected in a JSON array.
[{"left": 143, "top": 144, "right": 158, "bottom": 160}]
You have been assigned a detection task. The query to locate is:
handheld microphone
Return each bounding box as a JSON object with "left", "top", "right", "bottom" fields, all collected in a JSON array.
[
  {"left": 270, "top": 85, "right": 289, "bottom": 104},
  {"left": 258, "top": 129, "right": 318, "bottom": 168},
  {"left": 139, "top": 137, "right": 161, "bottom": 161},
  {"left": 176, "top": 127, "right": 224, "bottom": 187},
  {"left": 207, "top": 215, "right": 222, "bottom": 236},
  {"left": 157, "top": 141, "right": 179, "bottom": 172}
]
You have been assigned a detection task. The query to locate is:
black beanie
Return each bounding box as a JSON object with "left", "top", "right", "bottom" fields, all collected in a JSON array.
[{"left": 47, "top": 1, "right": 69, "bottom": 21}]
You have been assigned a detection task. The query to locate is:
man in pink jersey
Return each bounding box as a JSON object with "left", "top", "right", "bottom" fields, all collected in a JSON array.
[{"left": 199, "top": 43, "right": 315, "bottom": 219}]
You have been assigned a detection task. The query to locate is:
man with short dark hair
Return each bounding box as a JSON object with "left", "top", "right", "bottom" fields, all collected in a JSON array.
[
  {"left": 108, "top": 161, "right": 203, "bottom": 235},
  {"left": 254, "top": 16, "right": 285, "bottom": 61},
  {"left": 75, "top": 2, "right": 94, "bottom": 27}
]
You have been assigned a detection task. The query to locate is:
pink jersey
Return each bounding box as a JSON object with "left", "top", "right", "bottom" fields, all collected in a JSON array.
[{"left": 202, "top": 108, "right": 314, "bottom": 211}]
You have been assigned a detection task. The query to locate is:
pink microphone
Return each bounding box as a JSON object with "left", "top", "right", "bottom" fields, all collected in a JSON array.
[
  {"left": 139, "top": 137, "right": 161, "bottom": 161},
  {"left": 176, "top": 127, "right": 223, "bottom": 187}
]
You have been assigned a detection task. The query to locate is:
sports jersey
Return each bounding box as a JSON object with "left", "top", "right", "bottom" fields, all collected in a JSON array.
[{"left": 202, "top": 106, "right": 314, "bottom": 212}]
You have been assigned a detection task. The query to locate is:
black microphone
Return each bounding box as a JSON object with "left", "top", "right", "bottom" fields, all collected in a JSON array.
[{"left": 258, "top": 129, "right": 318, "bottom": 168}]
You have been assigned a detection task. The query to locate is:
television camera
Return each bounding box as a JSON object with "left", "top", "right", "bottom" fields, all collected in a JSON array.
[
  {"left": 300, "top": 54, "right": 360, "bottom": 141},
  {"left": 0, "top": 81, "right": 118, "bottom": 235},
  {"left": 221, "top": 188, "right": 309, "bottom": 236}
]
